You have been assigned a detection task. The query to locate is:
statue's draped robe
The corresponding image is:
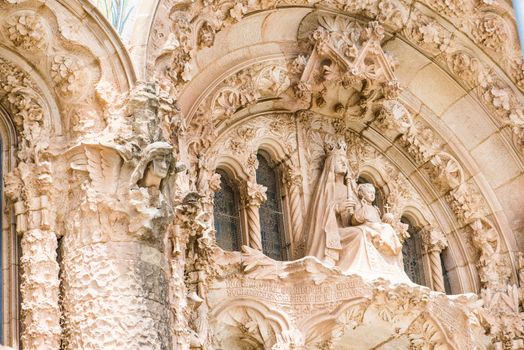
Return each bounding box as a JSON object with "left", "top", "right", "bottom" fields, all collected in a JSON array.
[{"left": 305, "top": 155, "right": 412, "bottom": 284}]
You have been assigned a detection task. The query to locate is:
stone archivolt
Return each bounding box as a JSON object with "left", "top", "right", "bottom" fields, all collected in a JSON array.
[
  {"left": 149, "top": 0, "right": 524, "bottom": 155},
  {"left": 0, "top": 1, "right": 522, "bottom": 350}
]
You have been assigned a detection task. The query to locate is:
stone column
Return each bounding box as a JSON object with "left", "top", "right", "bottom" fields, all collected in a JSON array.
[
  {"left": 59, "top": 84, "right": 175, "bottom": 349},
  {"left": 5, "top": 162, "right": 61, "bottom": 350},
  {"left": 242, "top": 181, "right": 267, "bottom": 251},
  {"left": 421, "top": 227, "right": 448, "bottom": 293},
  {"left": 284, "top": 167, "right": 303, "bottom": 245}
]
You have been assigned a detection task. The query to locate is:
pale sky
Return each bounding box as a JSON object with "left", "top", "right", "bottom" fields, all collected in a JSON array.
[{"left": 515, "top": 0, "right": 524, "bottom": 54}]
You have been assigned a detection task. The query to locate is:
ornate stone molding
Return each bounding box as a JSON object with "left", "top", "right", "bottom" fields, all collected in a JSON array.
[
  {"left": 149, "top": 3, "right": 524, "bottom": 154},
  {"left": 208, "top": 249, "right": 487, "bottom": 349},
  {"left": 1, "top": 56, "right": 60, "bottom": 349}
]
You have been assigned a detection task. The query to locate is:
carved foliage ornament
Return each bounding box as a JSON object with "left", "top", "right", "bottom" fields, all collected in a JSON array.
[
  {"left": 152, "top": 2, "right": 524, "bottom": 153},
  {"left": 0, "top": 8, "right": 92, "bottom": 99},
  {"left": 375, "top": 99, "right": 508, "bottom": 293},
  {"left": 0, "top": 57, "right": 48, "bottom": 162},
  {"left": 4, "top": 12, "right": 46, "bottom": 50},
  {"left": 150, "top": 1, "right": 408, "bottom": 95}
]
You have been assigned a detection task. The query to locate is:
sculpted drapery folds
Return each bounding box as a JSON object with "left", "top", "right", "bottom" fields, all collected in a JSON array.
[
  {"left": 305, "top": 139, "right": 412, "bottom": 284},
  {"left": 1, "top": 0, "right": 524, "bottom": 348}
]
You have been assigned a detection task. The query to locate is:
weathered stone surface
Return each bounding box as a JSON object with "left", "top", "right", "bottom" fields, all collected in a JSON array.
[{"left": 0, "top": 1, "right": 523, "bottom": 349}]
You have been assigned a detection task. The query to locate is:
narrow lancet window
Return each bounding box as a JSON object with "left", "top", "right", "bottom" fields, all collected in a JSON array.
[
  {"left": 401, "top": 217, "right": 426, "bottom": 286},
  {"left": 213, "top": 170, "right": 241, "bottom": 251},
  {"left": 256, "top": 153, "right": 287, "bottom": 260},
  {"left": 441, "top": 248, "right": 453, "bottom": 294}
]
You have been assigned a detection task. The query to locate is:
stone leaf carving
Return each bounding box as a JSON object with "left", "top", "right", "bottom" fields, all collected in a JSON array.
[
  {"left": 208, "top": 248, "right": 485, "bottom": 349},
  {"left": 405, "top": 10, "right": 454, "bottom": 55},
  {"left": 4, "top": 12, "right": 46, "bottom": 50},
  {"left": 471, "top": 13, "right": 509, "bottom": 53},
  {"left": 296, "top": 16, "right": 401, "bottom": 119},
  {"left": 421, "top": 228, "right": 448, "bottom": 253},
  {"left": 50, "top": 55, "right": 85, "bottom": 96},
  {"left": 0, "top": 57, "right": 48, "bottom": 162}
]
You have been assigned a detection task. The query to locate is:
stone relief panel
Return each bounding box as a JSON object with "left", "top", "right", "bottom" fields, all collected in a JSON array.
[
  {"left": 149, "top": 1, "right": 524, "bottom": 155},
  {"left": 0, "top": 2, "right": 521, "bottom": 348},
  {"left": 206, "top": 250, "right": 488, "bottom": 350}
]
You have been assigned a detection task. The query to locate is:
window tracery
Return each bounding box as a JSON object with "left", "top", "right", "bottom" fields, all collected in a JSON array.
[{"left": 213, "top": 170, "right": 242, "bottom": 251}]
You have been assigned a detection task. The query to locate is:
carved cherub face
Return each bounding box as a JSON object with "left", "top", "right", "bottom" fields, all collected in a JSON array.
[
  {"left": 358, "top": 184, "right": 376, "bottom": 203},
  {"left": 333, "top": 155, "right": 349, "bottom": 175}
]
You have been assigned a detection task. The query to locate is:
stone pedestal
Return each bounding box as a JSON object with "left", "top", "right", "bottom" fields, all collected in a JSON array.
[{"left": 207, "top": 249, "right": 490, "bottom": 350}]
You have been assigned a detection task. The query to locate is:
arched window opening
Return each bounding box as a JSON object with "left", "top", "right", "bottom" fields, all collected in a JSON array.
[
  {"left": 213, "top": 170, "right": 242, "bottom": 251},
  {"left": 256, "top": 153, "right": 287, "bottom": 261},
  {"left": 440, "top": 248, "right": 453, "bottom": 294},
  {"left": 0, "top": 139, "right": 2, "bottom": 344},
  {"left": 401, "top": 217, "right": 426, "bottom": 286},
  {"left": 357, "top": 176, "right": 384, "bottom": 211},
  {"left": 0, "top": 106, "right": 19, "bottom": 346}
]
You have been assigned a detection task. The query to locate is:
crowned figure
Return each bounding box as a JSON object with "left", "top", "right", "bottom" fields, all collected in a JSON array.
[{"left": 305, "top": 140, "right": 412, "bottom": 284}]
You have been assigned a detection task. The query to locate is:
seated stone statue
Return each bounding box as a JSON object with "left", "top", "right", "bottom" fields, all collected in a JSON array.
[{"left": 305, "top": 143, "right": 412, "bottom": 284}]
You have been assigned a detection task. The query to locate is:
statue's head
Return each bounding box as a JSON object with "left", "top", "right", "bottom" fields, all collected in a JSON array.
[
  {"left": 151, "top": 152, "right": 171, "bottom": 179},
  {"left": 325, "top": 139, "right": 348, "bottom": 175},
  {"left": 357, "top": 183, "right": 375, "bottom": 203},
  {"left": 333, "top": 154, "right": 349, "bottom": 175},
  {"left": 130, "top": 141, "right": 174, "bottom": 188},
  {"left": 146, "top": 142, "right": 173, "bottom": 179}
]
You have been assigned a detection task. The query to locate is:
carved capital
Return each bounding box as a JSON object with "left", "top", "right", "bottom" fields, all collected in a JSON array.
[
  {"left": 421, "top": 227, "right": 448, "bottom": 253},
  {"left": 242, "top": 181, "right": 267, "bottom": 208}
]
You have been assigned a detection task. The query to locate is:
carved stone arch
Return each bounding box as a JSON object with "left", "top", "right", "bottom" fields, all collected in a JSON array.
[
  {"left": 401, "top": 206, "right": 433, "bottom": 230},
  {"left": 297, "top": 298, "right": 369, "bottom": 346},
  {"left": 0, "top": 0, "right": 136, "bottom": 144},
  {"left": 0, "top": 48, "right": 62, "bottom": 136},
  {"left": 210, "top": 298, "right": 293, "bottom": 349},
  {"left": 148, "top": 1, "right": 524, "bottom": 131},
  {"left": 0, "top": 102, "right": 19, "bottom": 346},
  {"left": 407, "top": 313, "right": 455, "bottom": 350},
  {"left": 256, "top": 137, "right": 291, "bottom": 166},
  {"left": 213, "top": 155, "right": 250, "bottom": 184}
]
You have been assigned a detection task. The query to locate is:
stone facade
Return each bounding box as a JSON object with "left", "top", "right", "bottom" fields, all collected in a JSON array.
[{"left": 0, "top": 0, "right": 523, "bottom": 349}]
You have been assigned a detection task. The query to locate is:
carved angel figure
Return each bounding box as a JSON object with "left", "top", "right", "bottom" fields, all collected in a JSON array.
[
  {"left": 305, "top": 143, "right": 412, "bottom": 284},
  {"left": 130, "top": 141, "right": 173, "bottom": 189}
]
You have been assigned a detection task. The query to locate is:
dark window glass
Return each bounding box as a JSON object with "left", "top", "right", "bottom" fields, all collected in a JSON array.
[
  {"left": 256, "top": 154, "right": 287, "bottom": 261},
  {"left": 213, "top": 170, "right": 241, "bottom": 251},
  {"left": 441, "top": 249, "right": 452, "bottom": 294},
  {"left": 401, "top": 217, "right": 426, "bottom": 286},
  {"left": 0, "top": 140, "right": 3, "bottom": 343}
]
